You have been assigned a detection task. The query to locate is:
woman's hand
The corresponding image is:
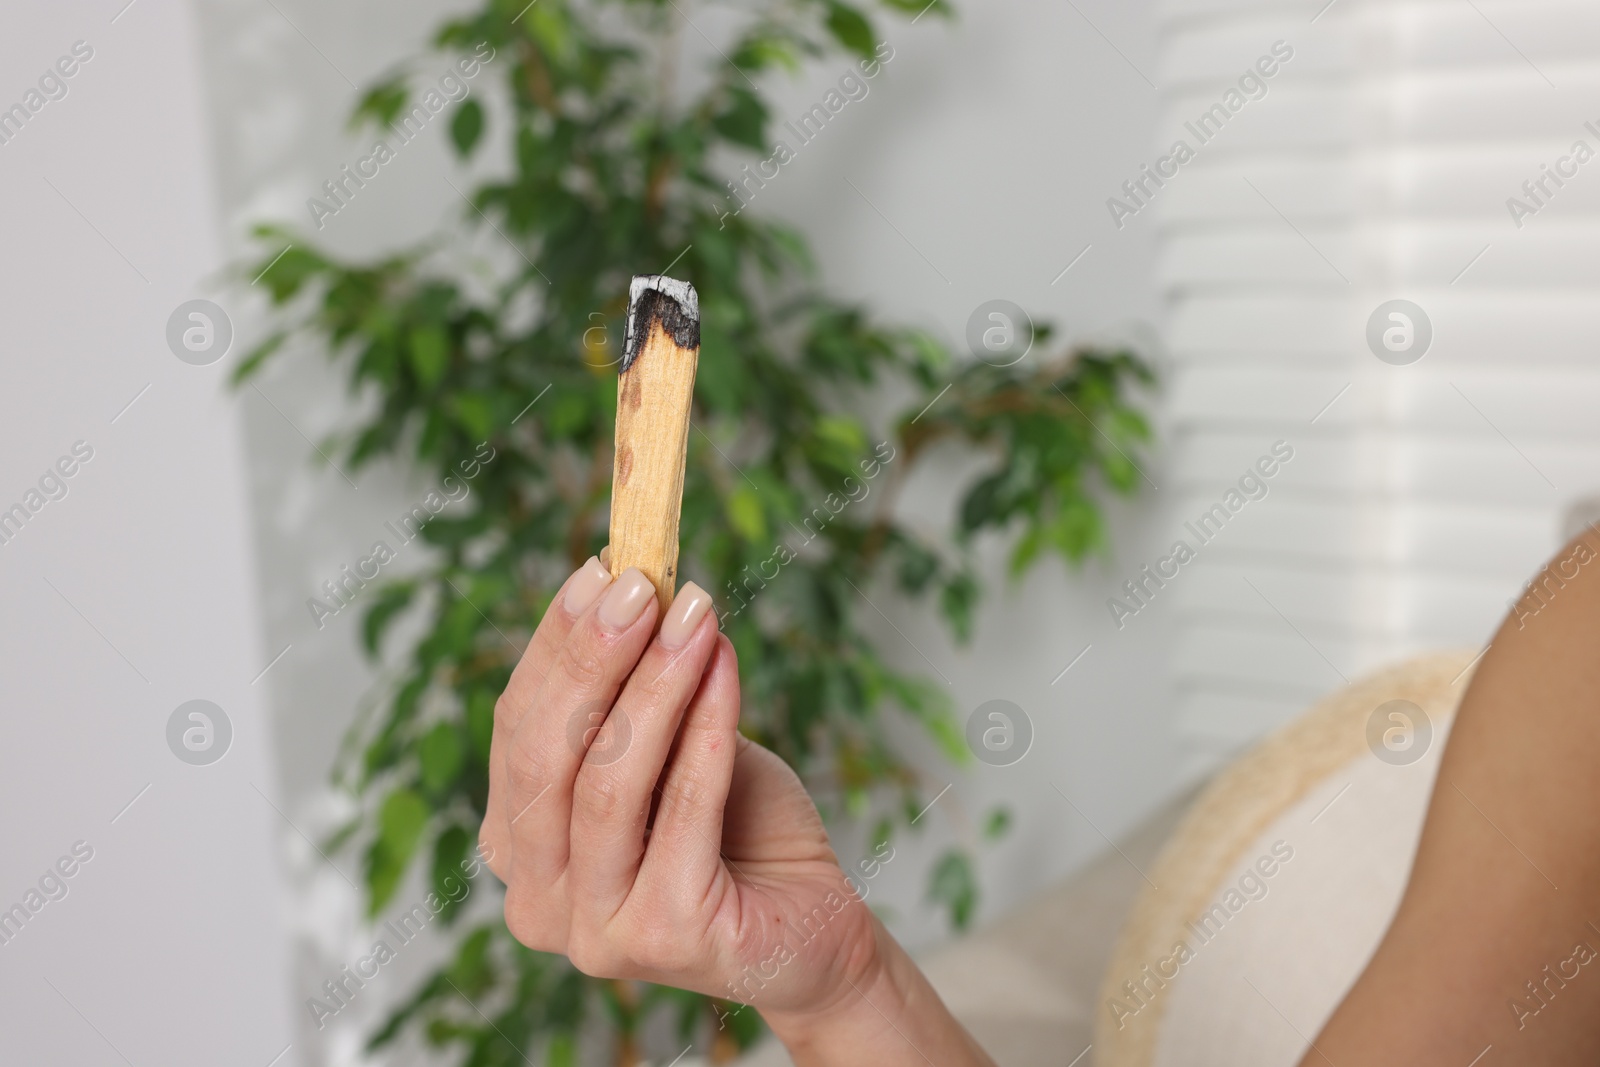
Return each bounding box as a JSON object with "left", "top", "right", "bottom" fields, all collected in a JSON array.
[
  {"left": 480, "top": 557, "right": 995, "bottom": 1064},
  {"left": 478, "top": 558, "right": 879, "bottom": 1016}
]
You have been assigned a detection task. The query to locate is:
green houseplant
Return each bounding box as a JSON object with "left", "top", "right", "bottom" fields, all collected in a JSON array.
[{"left": 241, "top": 0, "right": 1154, "bottom": 1062}]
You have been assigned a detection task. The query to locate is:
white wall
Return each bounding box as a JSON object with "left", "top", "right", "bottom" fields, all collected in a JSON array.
[
  {"left": 0, "top": 0, "right": 294, "bottom": 1064},
  {"left": 191, "top": 0, "right": 497, "bottom": 1061}
]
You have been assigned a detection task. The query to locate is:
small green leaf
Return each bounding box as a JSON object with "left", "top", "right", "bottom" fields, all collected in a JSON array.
[
  {"left": 408, "top": 327, "right": 450, "bottom": 389},
  {"left": 939, "top": 571, "right": 979, "bottom": 643},
  {"left": 450, "top": 99, "right": 485, "bottom": 157},
  {"left": 845, "top": 787, "right": 870, "bottom": 819},
  {"left": 726, "top": 486, "right": 767, "bottom": 542},
  {"left": 882, "top": 0, "right": 950, "bottom": 16},
  {"left": 367, "top": 788, "right": 430, "bottom": 914},
  {"left": 351, "top": 78, "right": 409, "bottom": 129},
  {"left": 547, "top": 968, "right": 585, "bottom": 1027},
  {"left": 446, "top": 925, "right": 495, "bottom": 996},
  {"left": 824, "top": 2, "right": 875, "bottom": 58},
  {"left": 711, "top": 87, "right": 768, "bottom": 152},
  {"left": 719, "top": 998, "right": 765, "bottom": 1046},
  {"left": 419, "top": 723, "right": 465, "bottom": 794},
  {"left": 465, "top": 688, "right": 495, "bottom": 761},
  {"left": 982, "top": 806, "right": 1012, "bottom": 841},
  {"left": 253, "top": 245, "right": 325, "bottom": 303},
  {"left": 230, "top": 330, "right": 287, "bottom": 385},
  {"left": 546, "top": 1034, "right": 577, "bottom": 1067},
  {"left": 526, "top": 4, "right": 571, "bottom": 61},
  {"left": 366, "top": 968, "right": 450, "bottom": 1050},
  {"left": 813, "top": 415, "right": 869, "bottom": 459},
  {"left": 895, "top": 539, "right": 939, "bottom": 593},
  {"left": 731, "top": 34, "right": 800, "bottom": 74},
  {"left": 362, "top": 582, "right": 416, "bottom": 658},
  {"left": 926, "top": 849, "right": 977, "bottom": 930},
  {"left": 1008, "top": 526, "right": 1044, "bottom": 576},
  {"left": 380, "top": 789, "right": 429, "bottom": 855},
  {"left": 927, "top": 709, "right": 969, "bottom": 765},
  {"left": 430, "top": 825, "right": 471, "bottom": 922},
  {"left": 448, "top": 391, "right": 495, "bottom": 439}
]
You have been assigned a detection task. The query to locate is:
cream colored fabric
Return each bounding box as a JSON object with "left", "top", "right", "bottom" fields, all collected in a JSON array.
[{"left": 1096, "top": 651, "right": 1477, "bottom": 1067}]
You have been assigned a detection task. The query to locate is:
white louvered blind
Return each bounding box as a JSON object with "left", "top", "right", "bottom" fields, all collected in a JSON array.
[{"left": 1153, "top": 0, "right": 1600, "bottom": 762}]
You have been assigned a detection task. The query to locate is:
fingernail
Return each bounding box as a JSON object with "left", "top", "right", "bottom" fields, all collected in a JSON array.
[
  {"left": 599, "top": 567, "right": 654, "bottom": 631},
  {"left": 658, "top": 582, "right": 713, "bottom": 649},
  {"left": 599, "top": 545, "right": 611, "bottom": 568},
  {"left": 563, "top": 557, "right": 613, "bottom": 616}
]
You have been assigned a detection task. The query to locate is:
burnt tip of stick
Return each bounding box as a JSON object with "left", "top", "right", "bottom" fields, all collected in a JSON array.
[{"left": 621, "top": 274, "right": 699, "bottom": 373}]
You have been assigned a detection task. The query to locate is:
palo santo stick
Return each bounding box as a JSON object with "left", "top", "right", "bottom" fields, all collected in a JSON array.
[{"left": 609, "top": 274, "right": 700, "bottom": 612}]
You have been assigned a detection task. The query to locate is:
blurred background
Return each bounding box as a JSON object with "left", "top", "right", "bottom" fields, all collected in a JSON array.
[{"left": 2, "top": 0, "right": 1596, "bottom": 1064}]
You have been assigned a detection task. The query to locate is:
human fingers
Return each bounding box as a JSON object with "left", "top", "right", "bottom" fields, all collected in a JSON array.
[
  {"left": 499, "top": 556, "right": 614, "bottom": 738},
  {"left": 566, "top": 583, "right": 719, "bottom": 921},
  {"left": 637, "top": 633, "right": 745, "bottom": 903},
  {"left": 502, "top": 567, "right": 659, "bottom": 904},
  {"left": 482, "top": 556, "right": 615, "bottom": 879}
]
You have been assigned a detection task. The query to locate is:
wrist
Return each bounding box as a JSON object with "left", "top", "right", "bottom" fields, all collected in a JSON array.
[
  {"left": 758, "top": 914, "right": 992, "bottom": 1067},
  {"left": 757, "top": 913, "right": 898, "bottom": 1048}
]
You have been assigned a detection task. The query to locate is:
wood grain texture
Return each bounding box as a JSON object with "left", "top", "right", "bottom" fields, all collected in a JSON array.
[{"left": 608, "top": 317, "right": 699, "bottom": 611}]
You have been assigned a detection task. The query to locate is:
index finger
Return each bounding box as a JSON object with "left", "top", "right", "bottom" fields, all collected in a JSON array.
[
  {"left": 498, "top": 555, "right": 614, "bottom": 739},
  {"left": 482, "top": 555, "right": 615, "bottom": 873}
]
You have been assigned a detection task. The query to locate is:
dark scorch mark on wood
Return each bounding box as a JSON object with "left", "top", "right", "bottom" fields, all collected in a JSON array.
[{"left": 621, "top": 278, "right": 700, "bottom": 373}]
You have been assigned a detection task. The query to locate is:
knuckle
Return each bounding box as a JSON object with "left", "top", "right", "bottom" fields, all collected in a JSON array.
[
  {"left": 493, "top": 692, "right": 522, "bottom": 737},
  {"left": 571, "top": 766, "right": 629, "bottom": 823},
  {"left": 555, "top": 636, "right": 608, "bottom": 690},
  {"left": 657, "top": 768, "right": 702, "bottom": 812},
  {"left": 628, "top": 924, "right": 694, "bottom": 974},
  {"left": 476, "top": 835, "right": 504, "bottom": 874},
  {"left": 503, "top": 902, "right": 533, "bottom": 945},
  {"left": 477, "top": 828, "right": 508, "bottom": 878},
  {"left": 629, "top": 667, "right": 673, "bottom": 707},
  {"left": 656, "top": 766, "right": 709, "bottom": 821},
  {"left": 565, "top": 930, "right": 622, "bottom": 978},
  {"left": 504, "top": 737, "right": 543, "bottom": 795},
  {"left": 503, "top": 890, "right": 559, "bottom": 953}
]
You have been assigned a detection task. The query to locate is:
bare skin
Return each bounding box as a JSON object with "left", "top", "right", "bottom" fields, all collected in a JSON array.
[
  {"left": 484, "top": 530, "right": 1600, "bottom": 1066},
  {"left": 1304, "top": 525, "right": 1600, "bottom": 1065}
]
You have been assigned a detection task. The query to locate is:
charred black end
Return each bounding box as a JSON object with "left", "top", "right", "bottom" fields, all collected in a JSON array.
[{"left": 621, "top": 275, "right": 699, "bottom": 373}]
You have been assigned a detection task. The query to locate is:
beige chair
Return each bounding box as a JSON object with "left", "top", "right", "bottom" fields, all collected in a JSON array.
[{"left": 738, "top": 651, "right": 1473, "bottom": 1066}]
